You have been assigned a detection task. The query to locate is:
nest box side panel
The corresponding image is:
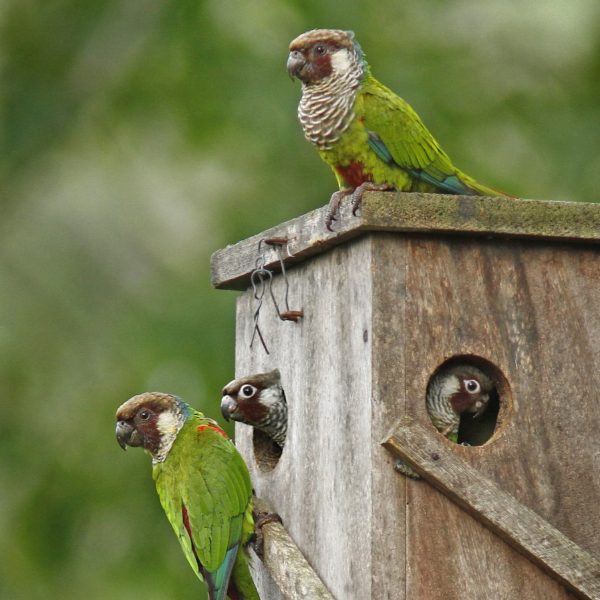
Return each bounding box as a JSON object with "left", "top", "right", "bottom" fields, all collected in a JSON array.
[
  {"left": 234, "top": 236, "right": 375, "bottom": 600},
  {"left": 401, "top": 235, "right": 600, "bottom": 599},
  {"left": 370, "top": 234, "right": 409, "bottom": 599}
]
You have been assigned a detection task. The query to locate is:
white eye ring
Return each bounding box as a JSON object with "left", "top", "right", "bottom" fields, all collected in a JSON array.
[
  {"left": 464, "top": 379, "right": 481, "bottom": 394},
  {"left": 240, "top": 385, "right": 257, "bottom": 399}
]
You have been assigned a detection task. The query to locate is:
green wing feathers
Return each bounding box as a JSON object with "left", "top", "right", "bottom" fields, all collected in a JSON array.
[
  {"left": 154, "top": 414, "right": 259, "bottom": 600},
  {"left": 360, "top": 76, "right": 505, "bottom": 196}
]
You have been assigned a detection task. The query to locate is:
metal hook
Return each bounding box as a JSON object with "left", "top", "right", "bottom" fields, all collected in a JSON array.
[
  {"left": 248, "top": 236, "right": 303, "bottom": 355},
  {"left": 264, "top": 238, "right": 303, "bottom": 322},
  {"left": 250, "top": 267, "right": 273, "bottom": 354}
]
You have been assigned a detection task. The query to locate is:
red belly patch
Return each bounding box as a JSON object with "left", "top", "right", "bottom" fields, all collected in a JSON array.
[{"left": 335, "top": 162, "right": 372, "bottom": 188}]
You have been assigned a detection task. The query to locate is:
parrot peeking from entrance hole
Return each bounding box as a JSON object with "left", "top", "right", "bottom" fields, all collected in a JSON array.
[
  {"left": 287, "top": 29, "right": 509, "bottom": 230},
  {"left": 426, "top": 364, "right": 494, "bottom": 444},
  {"left": 395, "top": 364, "right": 495, "bottom": 479},
  {"left": 221, "top": 370, "right": 287, "bottom": 448},
  {"left": 115, "top": 392, "right": 260, "bottom": 600}
]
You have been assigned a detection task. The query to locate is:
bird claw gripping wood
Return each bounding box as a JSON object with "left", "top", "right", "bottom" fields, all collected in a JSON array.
[
  {"left": 326, "top": 189, "right": 353, "bottom": 231},
  {"left": 252, "top": 509, "right": 284, "bottom": 558},
  {"left": 326, "top": 183, "right": 392, "bottom": 230},
  {"left": 350, "top": 182, "right": 393, "bottom": 215},
  {"left": 249, "top": 238, "right": 303, "bottom": 354}
]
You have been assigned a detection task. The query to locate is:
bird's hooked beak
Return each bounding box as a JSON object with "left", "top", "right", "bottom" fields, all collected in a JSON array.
[
  {"left": 220, "top": 395, "right": 239, "bottom": 422},
  {"left": 287, "top": 50, "right": 305, "bottom": 81},
  {"left": 116, "top": 420, "right": 141, "bottom": 450}
]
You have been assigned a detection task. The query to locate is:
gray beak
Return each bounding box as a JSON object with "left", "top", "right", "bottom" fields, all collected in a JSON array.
[
  {"left": 287, "top": 50, "right": 305, "bottom": 80},
  {"left": 220, "top": 395, "right": 238, "bottom": 422},
  {"left": 116, "top": 420, "right": 136, "bottom": 450}
]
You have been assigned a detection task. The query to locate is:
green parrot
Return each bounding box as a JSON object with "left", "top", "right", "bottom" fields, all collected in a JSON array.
[
  {"left": 116, "top": 392, "right": 260, "bottom": 600},
  {"left": 287, "top": 29, "right": 509, "bottom": 229}
]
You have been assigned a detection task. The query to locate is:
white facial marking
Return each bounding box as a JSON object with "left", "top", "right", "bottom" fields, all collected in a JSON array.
[
  {"left": 330, "top": 49, "right": 352, "bottom": 75},
  {"left": 440, "top": 375, "right": 460, "bottom": 400},
  {"left": 259, "top": 386, "right": 283, "bottom": 409},
  {"left": 156, "top": 411, "right": 180, "bottom": 438}
]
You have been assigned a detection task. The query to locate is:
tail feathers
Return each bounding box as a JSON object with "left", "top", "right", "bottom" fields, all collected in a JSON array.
[
  {"left": 228, "top": 548, "right": 260, "bottom": 600},
  {"left": 457, "top": 175, "right": 512, "bottom": 198},
  {"left": 206, "top": 544, "right": 240, "bottom": 600},
  {"left": 410, "top": 167, "right": 509, "bottom": 197}
]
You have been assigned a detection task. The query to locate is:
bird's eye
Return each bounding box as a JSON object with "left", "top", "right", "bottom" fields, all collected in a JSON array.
[
  {"left": 139, "top": 409, "right": 150, "bottom": 420},
  {"left": 315, "top": 44, "right": 326, "bottom": 55},
  {"left": 240, "top": 385, "right": 257, "bottom": 399},
  {"left": 465, "top": 379, "right": 481, "bottom": 394}
]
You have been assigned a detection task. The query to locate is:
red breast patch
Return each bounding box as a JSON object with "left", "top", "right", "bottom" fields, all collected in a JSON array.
[{"left": 335, "top": 161, "right": 372, "bottom": 188}]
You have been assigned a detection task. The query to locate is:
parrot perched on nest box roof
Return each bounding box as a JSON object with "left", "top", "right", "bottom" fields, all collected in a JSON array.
[
  {"left": 115, "top": 392, "right": 260, "bottom": 600},
  {"left": 221, "top": 369, "right": 287, "bottom": 448},
  {"left": 287, "top": 29, "right": 508, "bottom": 229}
]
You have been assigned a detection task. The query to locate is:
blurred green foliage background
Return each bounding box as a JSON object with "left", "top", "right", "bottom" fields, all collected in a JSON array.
[{"left": 1, "top": 0, "right": 598, "bottom": 598}]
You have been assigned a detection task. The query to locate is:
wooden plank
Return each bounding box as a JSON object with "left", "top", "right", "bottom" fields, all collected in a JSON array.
[
  {"left": 211, "top": 200, "right": 366, "bottom": 291},
  {"left": 250, "top": 498, "right": 335, "bottom": 600},
  {"left": 211, "top": 192, "right": 600, "bottom": 290},
  {"left": 370, "top": 235, "right": 408, "bottom": 599},
  {"left": 383, "top": 417, "right": 600, "bottom": 600},
  {"left": 234, "top": 237, "right": 375, "bottom": 599},
  {"left": 375, "top": 234, "right": 584, "bottom": 600},
  {"left": 398, "top": 234, "right": 600, "bottom": 599}
]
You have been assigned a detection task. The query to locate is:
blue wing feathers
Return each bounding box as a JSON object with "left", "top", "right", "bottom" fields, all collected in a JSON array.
[
  {"left": 367, "top": 129, "right": 477, "bottom": 194},
  {"left": 367, "top": 130, "right": 394, "bottom": 163}
]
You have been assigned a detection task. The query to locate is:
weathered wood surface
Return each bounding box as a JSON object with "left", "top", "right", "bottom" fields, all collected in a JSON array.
[
  {"left": 383, "top": 418, "right": 600, "bottom": 600},
  {"left": 369, "top": 236, "right": 408, "bottom": 598},
  {"left": 235, "top": 237, "right": 375, "bottom": 600},
  {"left": 403, "top": 235, "right": 600, "bottom": 555},
  {"left": 400, "top": 233, "right": 600, "bottom": 600},
  {"left": 225, "top": 229, "right": 600, "bottom": 599},
  {"left": 211, "top": 192, "right": 600, "bottom": 290},
  {"left": 250, "top": 497, "right": 334, "bottom": 600}
]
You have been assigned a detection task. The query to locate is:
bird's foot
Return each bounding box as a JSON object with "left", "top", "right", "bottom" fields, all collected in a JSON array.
[
  {"left": 394, "top": 459, "right": 421, "bottom": 480},
  {"left": 252, "top": 511, "right": 283, "bottom": 558},
  {"left": 325, "top": 188, "right": 353, "bottom": 231},
  {"left": 350, "top": 182, "right": 393, "bottom": 216}
]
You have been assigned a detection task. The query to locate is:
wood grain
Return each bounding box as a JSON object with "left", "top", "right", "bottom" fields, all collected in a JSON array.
[
  {"left": 399, "top": 234, "right": 600, "bottom": 600},
  {"left": 234, "top": 237, "right": 375, "bottom": 599},
  {"left": 402, "top": 236, "right": 600, "bottom": 557},
  {"left": 369, "top": 235, "right": 408, "bottom": 599},
  {"left": 211, "top": 192, "right": 600, "bottom": 290},
  {"left": 383, "top": 417, "right": 600, "bottom": 600}
]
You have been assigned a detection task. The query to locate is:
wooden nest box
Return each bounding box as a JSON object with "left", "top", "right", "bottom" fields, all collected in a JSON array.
[{"left": 212, "top": 192, "right": 600, "bottom": 600}]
